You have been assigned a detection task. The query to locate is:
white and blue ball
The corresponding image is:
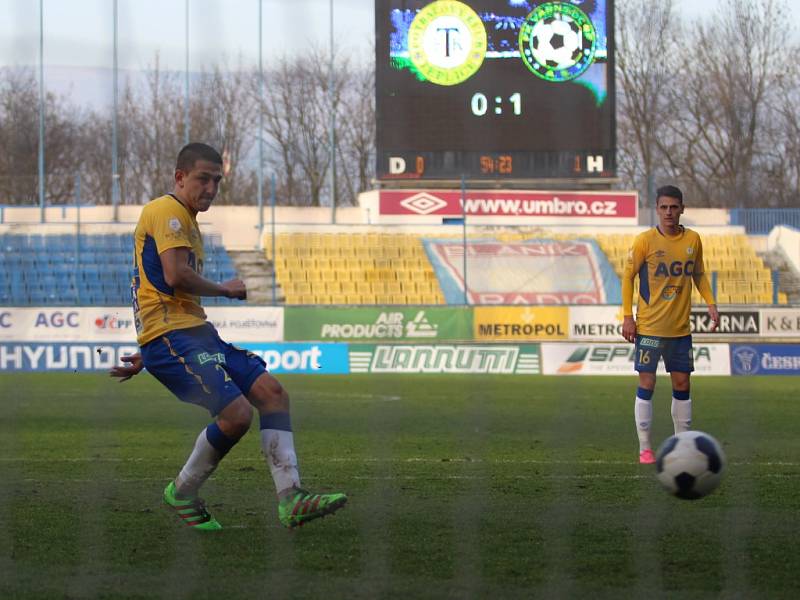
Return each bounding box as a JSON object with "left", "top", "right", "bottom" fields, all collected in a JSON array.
[{"left": 655, "top": 431, "right": 726, "bottom": 500}]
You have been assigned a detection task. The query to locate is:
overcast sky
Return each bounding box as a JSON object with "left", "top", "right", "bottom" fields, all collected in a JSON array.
[
  {"left": 0, "top": 0, "right": 374, "bottom": 71},
  {"left": 3, "top": 0, "right": 785, "bottom": 70},
  {"left": 0, "top": 0, "right": 793, "bottom": 108}
]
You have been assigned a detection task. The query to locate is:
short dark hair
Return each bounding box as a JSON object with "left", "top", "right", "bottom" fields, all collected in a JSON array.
[
  {"left": 656, "top": 185, "right": 683, "bottom": 204},
  {"left": 176, "top": 143, "right": 223, "bottom": 172}
]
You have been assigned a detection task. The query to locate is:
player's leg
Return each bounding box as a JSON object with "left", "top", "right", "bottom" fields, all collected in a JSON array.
[
  {"left": 141, "top": 325, "right": 250, "bottom": 530},
  {"left": 664, "top": 335, "right": 694, "bottom": 434},
  {"left": 174, "top": 396, "right": 251, "bottom": 498},
  {"left": 669, "top": 371, "right": 692, "bottom": 433},
  {"left": 633, "top": 335, "right": 662, "bottom": 464},
  {"left": 219, "top": 336, "right": 347, "bottom": 528},
  {"left": 245, "top": 372, "right": 347, "bottom": 528}
]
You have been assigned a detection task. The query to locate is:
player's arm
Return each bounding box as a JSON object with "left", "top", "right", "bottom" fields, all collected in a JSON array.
[
  {"left": 692, "top": 241, "right": 720, "bottom": 331},
  {"left": 621, "top": 240, "right": 644, "bottom": 343},
  {"left": 161, "top": 247, "right": 246, "bottom": 299}
]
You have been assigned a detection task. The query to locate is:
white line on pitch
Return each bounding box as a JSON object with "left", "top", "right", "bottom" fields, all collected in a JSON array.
[{"left": 1, "top": 457, "right": 798, "bottom": 467}]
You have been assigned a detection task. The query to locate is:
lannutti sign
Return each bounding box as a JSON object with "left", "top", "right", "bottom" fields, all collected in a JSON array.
[{"left": 378, "top": 190, "right": 638, "bottom": 224}]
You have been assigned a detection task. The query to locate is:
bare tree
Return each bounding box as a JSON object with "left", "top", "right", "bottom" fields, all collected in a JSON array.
[
  {"left": 187, "top": 61, "right": 257, "bottom": 205},
  {"left": 659, "top": 0, "right": 785, "bottom": 207},
  {"left": 615, "top": 0, "right": 681, "bottom": 205},
  {"left": 119, "top": 56, "right": 185, "bottom": 204},
  {"left": 255, "top": 47, "right": 351, "bottom": 207},
  {"left": 336, "top": 61, "right": 375, "bottom": 206},
  {"left": 0, "top": 67, "right": 82, "bottom": 206}
]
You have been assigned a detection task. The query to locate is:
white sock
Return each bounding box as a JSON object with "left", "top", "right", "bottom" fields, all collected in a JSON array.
[
  {"left": 635, "top": 397, "right": 653, "bottom": 452},
  {"left": 671, "top": 396, "right": 692, "bottom": 433},
  {"left": 260, "top": 428, "right": 300, "bottom": 495},
  {"left": 175, "top": 428, "right": 224, "bottom": 497}
]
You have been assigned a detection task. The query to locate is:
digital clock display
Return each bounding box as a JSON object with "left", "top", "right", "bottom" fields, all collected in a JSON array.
[{"left": 375, "top": 0, "right": 615, "bottom": 180}]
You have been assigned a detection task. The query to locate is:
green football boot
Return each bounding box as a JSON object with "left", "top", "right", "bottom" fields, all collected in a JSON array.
[
  {"left": 163, "top": 480, "right": 222, "bottom": 531},
  {"left": 277, "top": 488, "right": 348, "bottom": 529}
]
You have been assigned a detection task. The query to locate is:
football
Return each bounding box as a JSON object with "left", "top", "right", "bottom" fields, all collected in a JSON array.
[
  {"left": 529, "top": 15, "right": 585, "bottom": 69},
  {"left": 655, "top": 431, "right": 726, "bottom": 500}
]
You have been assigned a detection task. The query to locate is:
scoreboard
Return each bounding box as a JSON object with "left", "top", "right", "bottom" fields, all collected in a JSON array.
[{"left": 375, "top": 0, "right": 615, "bottom": 181}]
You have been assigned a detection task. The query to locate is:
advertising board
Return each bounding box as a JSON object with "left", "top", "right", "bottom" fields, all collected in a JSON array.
[
  {"left": 349, "top": 344, "right": 540, "bottom": 374},
  {"left": 730, "top": 344, "right": 800, "bottom": 376}
]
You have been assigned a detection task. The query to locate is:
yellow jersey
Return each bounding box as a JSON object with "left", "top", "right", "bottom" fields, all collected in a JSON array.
[
  {"left": 622, "top": 226, "right": 715, "bottom": 337},
  {"left": 132, "top": 194, "right": 206, "bottom": 345}
]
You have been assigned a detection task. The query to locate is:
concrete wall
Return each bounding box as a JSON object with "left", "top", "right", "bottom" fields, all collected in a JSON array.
[
  {"left": 768, "top": 226, "right": 800, "bottom": 273},
  {"left": 0, "top": 203, "right": 745, "bottom": 251}
]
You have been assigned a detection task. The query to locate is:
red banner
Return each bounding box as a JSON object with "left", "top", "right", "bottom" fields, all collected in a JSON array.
[{"left": 379, "top": 190, "right": 638, "bottom": 220}]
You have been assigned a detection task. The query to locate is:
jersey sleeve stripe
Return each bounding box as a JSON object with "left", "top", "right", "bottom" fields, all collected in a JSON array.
[
  {"left": 142, "top": 235, "right": 174, "bottom": 296},
  {"left": 638, "top": 262, "right": 650, "bottom": 305}
]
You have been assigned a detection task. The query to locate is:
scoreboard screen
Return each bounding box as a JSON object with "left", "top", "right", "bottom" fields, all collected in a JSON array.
[{"left": 375, "top": 0, "right": 615, "bottom": 181}]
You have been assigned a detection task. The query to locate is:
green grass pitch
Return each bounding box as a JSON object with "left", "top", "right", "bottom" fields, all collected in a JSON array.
[{"left": 1, "top": 372, "right": 799, "bottom": 599}]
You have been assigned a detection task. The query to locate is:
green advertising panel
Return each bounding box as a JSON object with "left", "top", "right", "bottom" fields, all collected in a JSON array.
[
  {"left": 285, "top": 307, "right": 473, "bottom": 342},
  {"left": 348, "top": 344, "right": 541, "bottom": 374}
]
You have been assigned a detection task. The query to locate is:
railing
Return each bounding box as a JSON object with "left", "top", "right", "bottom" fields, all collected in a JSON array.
[{"left": 730, "top": 209, "right": 800, "bottom": 234}]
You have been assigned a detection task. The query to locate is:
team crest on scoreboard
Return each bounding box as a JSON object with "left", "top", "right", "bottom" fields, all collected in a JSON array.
[
  {"left": 408, "top": 0, "right": 487, "bottom": 86},
  {"left": 519, "top": 1, "right": 597, "bottom": 82}
]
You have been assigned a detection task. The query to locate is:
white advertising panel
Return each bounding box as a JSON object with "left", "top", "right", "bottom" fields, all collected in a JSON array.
[
  {"left": 541, "top": 343, "right": 730, "bottom": 376},
  {"left": 760, "top": 309, "right": 800, "bottom": 338},
  {"left": 205, "top": 307, "right": 283, "bottom": 342},
  {"left": 569, "top": 306, "right": 626, "bottom": 341},
  {"left": 0, "top": 306, "right": 283, "bottom": 343}
]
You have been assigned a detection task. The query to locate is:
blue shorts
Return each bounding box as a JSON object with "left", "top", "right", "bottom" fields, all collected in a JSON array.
[
  {"left": 634, "top": 334, "right": 694, "bottom": 373},
  {"left": 141, "top": 323, "right": 267, "bottom": 416}
]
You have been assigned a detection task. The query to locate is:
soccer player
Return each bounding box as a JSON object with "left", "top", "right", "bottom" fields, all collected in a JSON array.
[
  {"left": 621, "top": 185, "right": 720, "bottom": 464},
  {"left": 109, "top": 142, "right": 346, "bottom": 530}
]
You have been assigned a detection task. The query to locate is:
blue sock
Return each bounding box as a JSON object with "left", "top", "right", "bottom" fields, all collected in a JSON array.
[
  {"left": 205, "top": 421, "right": 239, "bottom": 456},
  {"left": 259, "top": 412, "right": 292, "bottom": 432}
]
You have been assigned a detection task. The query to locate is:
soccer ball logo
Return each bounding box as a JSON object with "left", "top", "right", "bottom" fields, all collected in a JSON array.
[
  {"left": 519, "top": 2, "right": 597, "bottom": 82},
  {"left": 530, "top": 16, "right": 583, "bottom": 69},
  {"left": 655, "top": 431, "right": 726, "bottom": 500}
]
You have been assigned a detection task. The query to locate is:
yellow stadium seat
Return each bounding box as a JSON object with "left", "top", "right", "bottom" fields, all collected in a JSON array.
[
  {"left": 329, "top": 294, "right": 348, "bottom": 305},
  {"left": 339, "top": 280, "right": 357, "bottom": 294},
  {"left": 288, "top": 281, "right": 311, "bottom": 296},
  {"left": 385, "top": 281, "right": 403, "bottom": 296},
  {"left": 345, "top": 294, "right": 363, "bottom": 304},
  {"left": 310, "top": 257, "right": 328, "bottom": 270},
  {"left": 285, "top": 269, "right": 308, "bottom": 282},
  {"left": 355, "top": 281, "right": 372, "bottom": 295},
  {"left": 751, "top": 280, "right": 771, "bottom": 295},
  {"left": 329, "top": 257, "right": 348, "bottom": 271},
  {"left": 375, "top": 294, "right": 399, "bottom": 305},
  {"left": 400, "top": 281, "right": 418, "bottom": 293},
  {"left": 779, "top": 292, "right": 788, "bottom": 304}
]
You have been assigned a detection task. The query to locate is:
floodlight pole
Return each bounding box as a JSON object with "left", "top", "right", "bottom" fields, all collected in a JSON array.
[
  {"left": 112, "top": 0, "right": 120, "bottom": 222},
  {"left": 257, "top": 0, "right": 264, "bottom": 247},
  {"left": 38, "top": 0, "right": 45, "bottom": 223},
  {"left": 461, "top": 174, "right": 468, "bottom": 306},
  {"left": 184, "top": 0, "right": 190, "bottom": 145},
  {"left": 328, "top": 0, "right": 336, "bottom": 224}
]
